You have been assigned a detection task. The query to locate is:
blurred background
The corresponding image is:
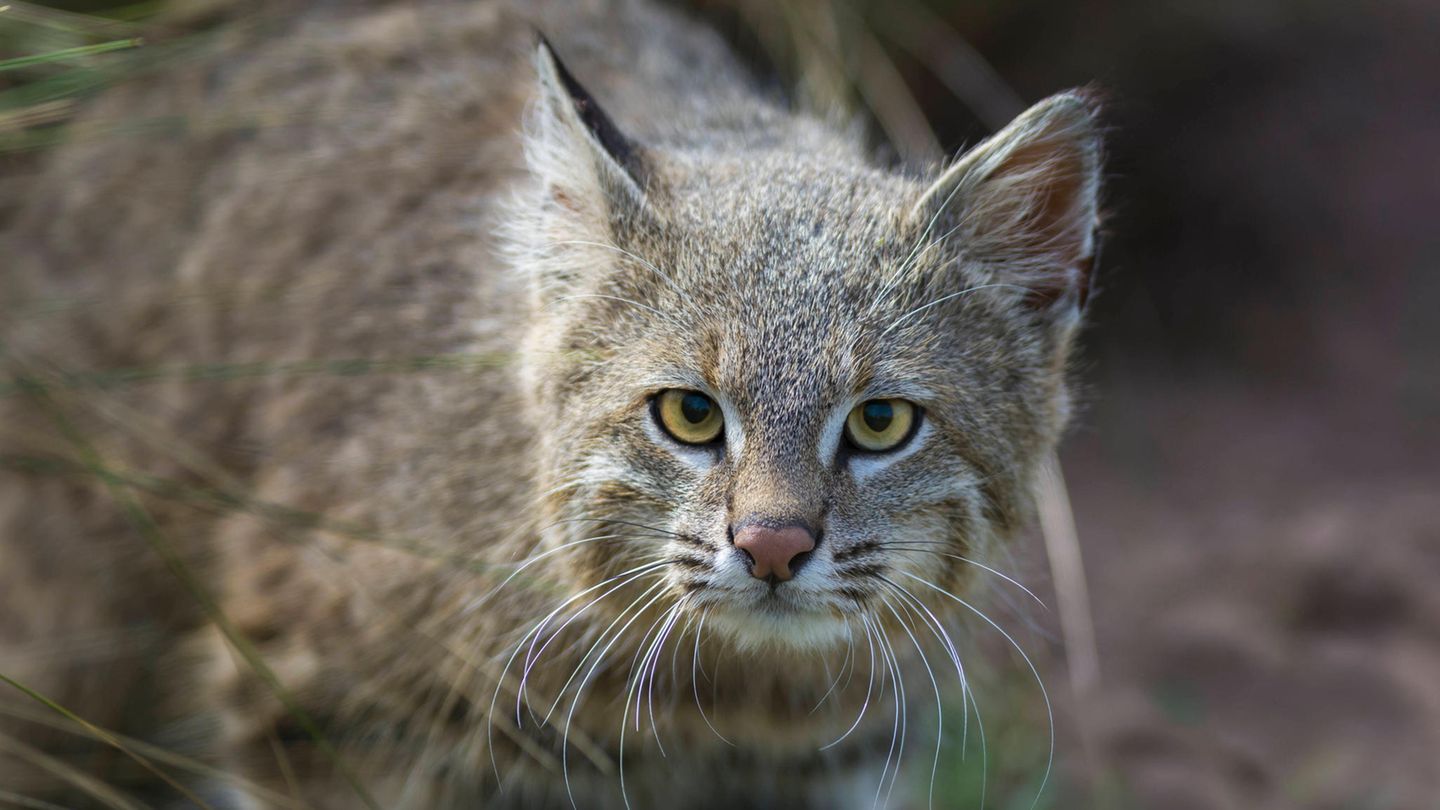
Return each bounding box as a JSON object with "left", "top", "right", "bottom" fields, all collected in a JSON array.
[{"left": 4, "top": 0, "right": 1438, "bottom": 807}]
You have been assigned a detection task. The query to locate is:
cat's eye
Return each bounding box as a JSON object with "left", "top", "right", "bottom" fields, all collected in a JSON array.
[
  {"left": 654, "top": 389, "right": 724, "bottom": 445},
  {"left": 844, "top": 399, "right": 917, "bottom": 453}
]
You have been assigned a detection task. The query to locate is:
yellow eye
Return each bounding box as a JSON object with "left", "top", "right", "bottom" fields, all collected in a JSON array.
[
  {"left": 845, "top": 399, "right": 916, "bottom": 452},
  {"left": 655, "top": 389, "right": 724, "bottom": 445}
]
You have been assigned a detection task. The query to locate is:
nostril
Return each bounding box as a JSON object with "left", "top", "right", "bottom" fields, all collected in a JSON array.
[
  {"left": 787, "top": 529, "right": 820, "bottom": 577},
  {"left": 735, "top": 546, "right": 755, "bottom": 571},
  {"left": 788, "top": 550, "right": 813, "bottom": 576}
]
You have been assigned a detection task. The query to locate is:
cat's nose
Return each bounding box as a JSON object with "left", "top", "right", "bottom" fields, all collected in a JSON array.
[{"left": 732, "top": 522, "right": 816, "bottom": 583}]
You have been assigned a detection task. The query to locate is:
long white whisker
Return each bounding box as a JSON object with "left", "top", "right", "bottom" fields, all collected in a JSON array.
[
  {"left": 541, "top": 516, "right": 683, "bottom": 539},
  {"left": 880, "top": 283, "right": 1032, "bottom": 336},
  {"left": 690, "top": 610, "right": 733, "bottom": 746},
  {"left": 550, "top": 240, "right": 694, "bottom": 306},
  {"left": 645, "top": 607, "right": 683, "bottom": 754},
  {"left": 548, "top": 578, "right": 668, "bottom": 727},
  {"left": 870, "top": 608, "right": 907, "bottom": 810},
  {"left": 486, "top": 558, "right": 667, "bottom": 779},
  {"left": 551, "top": 294, "right": 680, "bottom": 325},
  {"left": 882, "top": 595, "right": 944, "bottom": 810},
  {"left": 821, "top": 608, "right": 879, "bottom": 751},
  {"left": 567, "top": 586, "right": 670, "bottom": 810},
  {"left": 883, "top": 546, "right": 1046, "bottom": 608},
  {"left": 618, "top": 602, "right": 677, "bottom": 810},
  {"left": 878, "top": 578, "right": 970, "bottom": 750},
  {"left": 810, "top": 619, "right": 856, "bottom": 715},
  {"left": 466, "top": 533, "right": 661, "bottom": 615},
  {"left": 521, "top": 564, "right": 667, "bottom": 723},
  {"left": 903, "top": 572, "right": 1049, "bottom": 810}
]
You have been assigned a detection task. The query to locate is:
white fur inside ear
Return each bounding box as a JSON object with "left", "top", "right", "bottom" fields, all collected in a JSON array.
[
  {"left": 525, "top": 51, "right": 613, "bottom": 229},
  {"left": 908, "top": 91, "right": 1102, "bottom": 308},
  {"left": 528, "top": 43, "right": 645, "bottom": 215},
  {"left": 502, "top": 43, "right": 651, "bottom": 306}
]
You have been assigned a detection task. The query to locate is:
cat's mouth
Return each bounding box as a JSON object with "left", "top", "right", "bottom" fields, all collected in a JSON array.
[{"left": 700, "top": 590, "right": 852, "bottom": 652}]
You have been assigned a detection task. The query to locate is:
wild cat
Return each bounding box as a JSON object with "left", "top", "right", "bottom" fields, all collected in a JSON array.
[{"left": 0, "top": 0, "right": 1101, "bottom": 807}]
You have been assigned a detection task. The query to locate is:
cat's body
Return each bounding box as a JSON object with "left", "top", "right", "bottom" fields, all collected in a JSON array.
[{"left": 0, "top": 1, "right": 1102, "bottom": 807}]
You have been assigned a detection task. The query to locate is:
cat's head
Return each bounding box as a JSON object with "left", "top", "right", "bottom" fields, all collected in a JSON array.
[{"left": 507, "top": 41, "right": 1102, "bottom": 652}]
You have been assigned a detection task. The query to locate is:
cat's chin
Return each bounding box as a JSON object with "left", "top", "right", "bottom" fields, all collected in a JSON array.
[{"left": 702, "top": 600, "right": 851, "bottom": 653}]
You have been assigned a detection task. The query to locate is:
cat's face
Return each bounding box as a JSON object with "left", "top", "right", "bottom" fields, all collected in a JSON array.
[{"left": 512, "top": 44, "right": 1100, "bottom": 652}]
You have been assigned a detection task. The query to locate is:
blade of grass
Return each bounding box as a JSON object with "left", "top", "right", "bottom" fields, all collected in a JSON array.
[
  {"left": 0, "top": 2, "right": 146, "bottom": 38},
  {"left": 0, "top": 451, "right": 526, "bottom": 578},
  {"left": 3, "top": 343, "right": 604, "bottom": 775},
  {"left": 8, "top": 370, "right": 383, "bottom": 810},
  {"left": 0, "top": 787, "right": 74, "bottom": 810},
  {"left": 0, "top": 673, "right": 213, "bottom": 810},
  {"left": 0, "top": 38, "right": 143, "bottom": 72},
  {"left": 0, "top": 353, "right": 516, "bottom": 398},
  {"left": 0, "top": 733, "right": 144, "bottom": 810},
  {"left": 1037, "top": 452, "right": 1104, "bottom": 778},
  {"left": 0, "top": 701, "right": 309, "bottom": 810},
  {"left": 867, "top": 0, "right": 1024, "bottom": 132}
]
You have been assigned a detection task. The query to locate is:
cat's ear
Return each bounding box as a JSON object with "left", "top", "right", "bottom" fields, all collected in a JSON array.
[
  {"left": 527, "top": 37, "right": 648, "bottom": 220},
  {"left": 908, "top": 91, "right": 1103, "bottom": 311}
]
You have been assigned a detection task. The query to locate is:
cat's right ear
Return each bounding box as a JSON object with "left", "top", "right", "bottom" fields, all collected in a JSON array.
[
  {"left": 527, "top": 37, "right": 649, "bottom": 222},
  {"left": 905, "top": 91, "right": 1103, "bottom": 313}
]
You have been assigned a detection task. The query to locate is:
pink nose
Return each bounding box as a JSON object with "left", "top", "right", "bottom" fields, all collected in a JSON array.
[{"left": 733, "top": 524, "right": 816, "bottom": 582}]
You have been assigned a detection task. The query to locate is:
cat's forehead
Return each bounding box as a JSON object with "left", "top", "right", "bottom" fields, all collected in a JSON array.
[
  {"left": 654, "top": 165, "right": 912, "bottom": 294},
  {"left": 634, "top": 159, "right": 942, "bottom": 400},
  {"left": 663, "top": 153, "right": 916, "bottom": 261}
]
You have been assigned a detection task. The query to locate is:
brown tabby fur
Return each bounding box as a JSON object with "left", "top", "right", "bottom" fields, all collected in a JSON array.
[{"left": 0, "top": 1, "right": 1102, "bottom": 807}]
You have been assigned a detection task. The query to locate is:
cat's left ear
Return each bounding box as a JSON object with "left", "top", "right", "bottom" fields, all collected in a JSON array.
[
  {"left": 907, "top": 91, "right": 1103, "bottom": 313},
  {"left": 528, "top": 37, "right": 649, "bottom": 220}
]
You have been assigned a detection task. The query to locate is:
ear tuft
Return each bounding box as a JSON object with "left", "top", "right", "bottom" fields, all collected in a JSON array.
[
  {"left": 909, "top": 90, "right": 1104, "bottom": 311},
  {"left": 528, "top": 36, "right": 648, "bottom": 217}
]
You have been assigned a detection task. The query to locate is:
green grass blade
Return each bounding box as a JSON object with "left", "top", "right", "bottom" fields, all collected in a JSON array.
[
  {"left": 0, "top": 38, "right": 143, "bottom": 72},
  {"left": 0, "top": 673, "right": 214, "bottom": 810}
]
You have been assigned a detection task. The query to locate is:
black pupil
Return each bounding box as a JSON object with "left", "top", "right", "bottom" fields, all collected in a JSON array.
[
  {"left": 862, "top": 401, "right": 894, "bottom": 433},
  {"left": 680, "top": 393, "right": 712, "bottom": 424}
]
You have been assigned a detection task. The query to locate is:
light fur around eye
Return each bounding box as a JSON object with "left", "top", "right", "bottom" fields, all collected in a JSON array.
[
  {"left": 654, "top": 389, "right": 725, "bottom": 445},
  {"left": 844, "top": 399, "right": 917, "bottom": 452}
]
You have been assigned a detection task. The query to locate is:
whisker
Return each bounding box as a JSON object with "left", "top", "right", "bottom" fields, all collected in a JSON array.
[
  {"left": 869, "top": 609, "right": 906, "bottom": 810},
  {"left": 486, "top": 559, "right": 667, "bottom": 779},
  {"left": 522, "top": 566, "right": 667, "bottom": 724},
  {"left": 877, "top": 578, "right": 970, "bottom": 743},
  {"left": 902, "top": 572, "right": 1049, "bottom": 810},
  {"left": 810, "top": 619, "right": 856, "bottom": 715},
  {"left": 550, "top": 294, "right": 681, "bottom": 326},
  {"left": 880, "top": 283, "right": 1032, "bottom": 336},
  {"left": 822, "top": 608, "right": 879, "bottom": 751},
  {"left": 565, "top": 586, "right": 670, "bottom": 810},
  {"left": 881, "top": 545, "right": 1046, "bottom": 608},
  {"left": 545, "top": 578, "right": 669, "bottom": 727},
  {"left": 618, "top": 602, "right": 677, "bottom": 809},
  {"left": 550, "top": 240, "right": 694, "bottom": 307},
  {"left": 541, "top": 516, "right": 683, "bottom": 539},
  {"left": 881, "top": 595, "right": 944, "bottom": 810},
  {"left": 879, "top": 575, "right": 988, "bottom": 796},
  {"left": 645, "top": 607, "right": 683, "bottom": 753},
  {"left": 690, "top": 610, "right": 733, "bottom": 746},
  {"left": 465, "top": 533, "right": 662, "bottom": 616}
]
